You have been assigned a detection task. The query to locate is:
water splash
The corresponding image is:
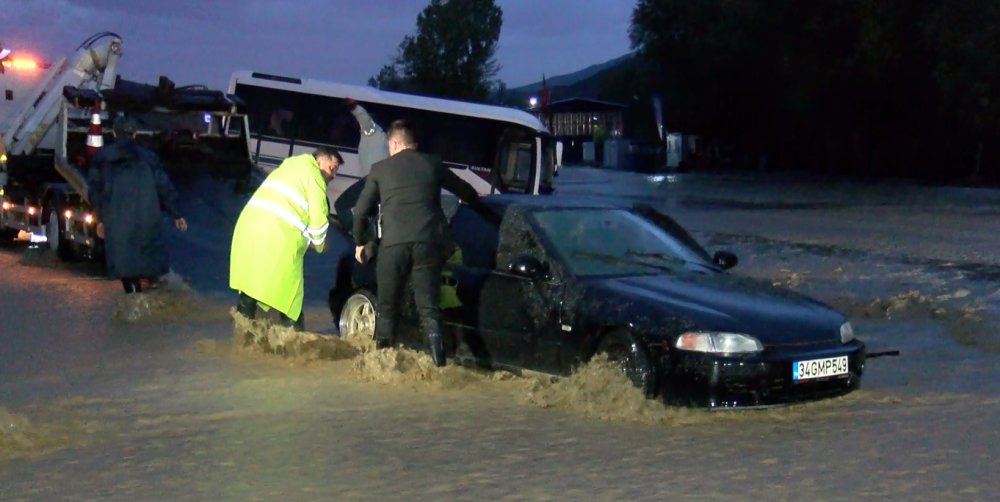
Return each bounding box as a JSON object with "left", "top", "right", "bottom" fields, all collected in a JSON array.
[
  {"left": 232, "top": 310, "right": 358, "bottom": 361},
  {"left": 113, "top": 273, "right": 229, "bottom": 322},
  {"left": 0, "top": 405, "right": 96, "bottom": 459}
]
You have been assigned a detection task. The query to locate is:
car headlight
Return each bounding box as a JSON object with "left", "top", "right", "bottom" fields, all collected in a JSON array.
[
  {"left": 675, "top": 332, "right": 763, "bottom": 354},
  {"left": 840, "top": 321, "right": 855, "bottom": 343}
]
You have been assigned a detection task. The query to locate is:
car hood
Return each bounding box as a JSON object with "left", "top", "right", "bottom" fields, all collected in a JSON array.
[{"left": 581, "top": 272, "right": 845, "bottom": 345}]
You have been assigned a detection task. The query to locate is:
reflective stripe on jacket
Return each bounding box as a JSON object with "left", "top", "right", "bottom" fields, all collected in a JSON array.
[{"left": 229, "top": 153, "right": 329, "bottom": 320}]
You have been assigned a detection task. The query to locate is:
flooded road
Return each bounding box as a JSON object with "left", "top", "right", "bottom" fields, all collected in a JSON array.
[{"left": 2, "top": 168, "right": 998, "bottom": 500}]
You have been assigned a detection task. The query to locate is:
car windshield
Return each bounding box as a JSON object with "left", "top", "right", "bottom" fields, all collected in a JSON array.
[{"left": 530, "top": 208, "right": 712, "bottom": 277}]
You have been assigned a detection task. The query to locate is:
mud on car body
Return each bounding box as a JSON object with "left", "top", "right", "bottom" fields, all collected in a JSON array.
[{"left": 331, "top": 195, "right": 866, "bottom": 408}]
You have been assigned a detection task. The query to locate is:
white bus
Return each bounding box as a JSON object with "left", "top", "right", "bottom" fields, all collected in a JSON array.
[{"left": 227, "top": 71, "right": 558, "bottom": 198}]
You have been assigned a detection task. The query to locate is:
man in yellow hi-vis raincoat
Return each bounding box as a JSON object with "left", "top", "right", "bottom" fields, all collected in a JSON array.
[{"left": 230, "top": 147, "right": 342, "bottom": 330}]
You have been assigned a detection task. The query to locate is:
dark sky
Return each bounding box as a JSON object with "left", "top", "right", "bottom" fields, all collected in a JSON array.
[{"left": 1, "top": 0, "right": 633, "bottom": 91}]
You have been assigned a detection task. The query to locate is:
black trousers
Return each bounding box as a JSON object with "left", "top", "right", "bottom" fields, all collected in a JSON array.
[
  {"left": 237, "top": 291, "right": 303, "bottom": 331},
  {"left": 375, "top": 241, "right": 443, "bottom": 342},
  {"left": 121, "top": 277, "right": 144, "bottom": 294}
]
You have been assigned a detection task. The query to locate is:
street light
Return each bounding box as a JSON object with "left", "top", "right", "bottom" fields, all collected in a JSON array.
[{"left": 529, "top": 96, "right": 538, "bottom": 109}]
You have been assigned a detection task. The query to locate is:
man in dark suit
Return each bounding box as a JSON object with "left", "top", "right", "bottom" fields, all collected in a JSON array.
[{"left": 352, "top": 119, "right": 482, "bottom": 366}]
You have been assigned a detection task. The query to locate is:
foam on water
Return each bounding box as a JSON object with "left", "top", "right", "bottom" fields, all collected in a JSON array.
[{"left": 0, "top": 403, "right": 97, "bottom": 460}]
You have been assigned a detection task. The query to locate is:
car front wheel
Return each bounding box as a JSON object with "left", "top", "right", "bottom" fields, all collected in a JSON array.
[{"left": 595, "top": 330, "right": 658, "bottom": 398}]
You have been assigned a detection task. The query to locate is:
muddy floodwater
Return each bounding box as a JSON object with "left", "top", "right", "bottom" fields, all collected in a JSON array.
[{"left": 2, "top": 168, "right": 999, "bottom": 500}]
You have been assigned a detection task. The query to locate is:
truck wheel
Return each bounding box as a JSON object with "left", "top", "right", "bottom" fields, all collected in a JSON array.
[
  {"left": 0, "top": 227, "right": 18, "bottom": 246},
  {"left": 45, "top": 203, "right": 75, "bottom": 261}
]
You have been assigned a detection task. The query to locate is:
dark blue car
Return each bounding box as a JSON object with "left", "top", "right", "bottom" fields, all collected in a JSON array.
[{"left": 333, "top": 195, "right": 865, "bottom": 408}]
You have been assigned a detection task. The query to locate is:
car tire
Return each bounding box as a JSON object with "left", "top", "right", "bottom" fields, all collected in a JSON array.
[
  {"left": 338, "top": 290, "right": 378, "bottom": 340},
  {"left": 595, "top": 330, "right": 658, "bottom": 398}
]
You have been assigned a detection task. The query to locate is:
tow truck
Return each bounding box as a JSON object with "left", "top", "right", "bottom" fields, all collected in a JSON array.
[{"left": 1, "top": 32, "right": 252, "bottom": 260}]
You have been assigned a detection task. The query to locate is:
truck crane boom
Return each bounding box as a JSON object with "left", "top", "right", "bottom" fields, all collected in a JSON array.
[
  {"left": 1, "top": 32, "right": 251, "bottom": 262},
  {"left": 2, "top": 32, "right": 122, "bottom": 156}
]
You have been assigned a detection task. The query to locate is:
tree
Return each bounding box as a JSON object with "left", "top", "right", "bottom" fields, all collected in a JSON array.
[
  {"left": 925, "top": 0, "right": 1000, "bottom": 178},
  {"left": 369, "top": 0, "right": 503, "bottom": 101},
  {"left": 627, "top": 0, "right": 998, "bottom": 180}
]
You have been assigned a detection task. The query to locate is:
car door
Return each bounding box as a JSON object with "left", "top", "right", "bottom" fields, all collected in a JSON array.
[
  {"left": 443, "top": 205, "right": 496, "bottom": 321},
  {"left": 444, "top": 204, "right": 500, "bottom": 363},
  {"left": 477, "top": 207, "right": 564, "bottom": 373}
]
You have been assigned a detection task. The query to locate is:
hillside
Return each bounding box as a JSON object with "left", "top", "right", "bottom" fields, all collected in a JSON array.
[{"left": 504, "top": 52, "right": 636, "bottom": 105}]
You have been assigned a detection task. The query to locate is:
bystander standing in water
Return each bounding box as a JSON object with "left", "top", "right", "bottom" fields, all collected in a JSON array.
[{"left": 87, "top": 116, "right": 187, "bottom": 294}]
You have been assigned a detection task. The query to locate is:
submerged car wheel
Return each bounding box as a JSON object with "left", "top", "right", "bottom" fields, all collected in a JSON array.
[
  {"left": 339, "top": 290, "right": 377, "bottom": 340},
  {"left": 596, "top": 330, "right": 658, "bottom": 398}
]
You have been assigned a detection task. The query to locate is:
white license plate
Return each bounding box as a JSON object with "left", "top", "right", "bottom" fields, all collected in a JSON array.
[{"left": 792, "top": 356, "right": 849, "bottom": 381}]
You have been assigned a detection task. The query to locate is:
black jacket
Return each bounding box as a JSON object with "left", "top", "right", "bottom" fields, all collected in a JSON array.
[
  {"left": 87, "top": 137, "right": 181, "bottom": 278},
  {"left": 352, "top": 149, "right": 479, "bottom": 247}
]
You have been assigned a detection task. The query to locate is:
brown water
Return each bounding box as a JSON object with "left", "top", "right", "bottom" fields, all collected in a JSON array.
[
  {"left": 6, "top": 265, "right": 994, "bottom": 463},
  {"left": 0, "top": 399, "right": 101, "bottom": 460},
  {"left": 4, "top": 170, "right": 1000, "bottom": 498},
  {"left": 3, "top": 290, "right": 998, "bottom": 499}
]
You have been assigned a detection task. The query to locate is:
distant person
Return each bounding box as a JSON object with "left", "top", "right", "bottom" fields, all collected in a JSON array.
[
  {"left": 332, "top": 99, "right": 388, "bottom": 240},
  {"left": 349, "top": 99, "right": 389, "bottom": 178},
  {"left": 328, "top": 99, "right": 389, "bottom": 214},
  {"left": 230, "top": 147, "right": 341, "bottom": 330},
  {"left": 87, "top": 116, "right": 187, "bottom": 294},
  {"left": 352, "top": 120, "right": 484, "bottom": 366}
]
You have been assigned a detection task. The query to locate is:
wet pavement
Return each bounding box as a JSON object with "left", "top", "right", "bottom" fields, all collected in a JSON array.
[{"left": 1, "top": 167, "right": 999, "bottom": 500}]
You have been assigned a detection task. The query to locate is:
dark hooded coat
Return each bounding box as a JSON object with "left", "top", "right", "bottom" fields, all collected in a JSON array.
[{"left": 87, "top": 137, "right": 181, "bottom": 279}]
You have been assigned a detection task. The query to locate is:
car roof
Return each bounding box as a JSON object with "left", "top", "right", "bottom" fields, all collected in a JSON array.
[{"left": 479, "top": 194, "right": 623, "bottom": 213}]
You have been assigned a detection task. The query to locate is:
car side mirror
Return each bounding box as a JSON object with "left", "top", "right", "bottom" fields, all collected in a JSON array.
[
  {"left": 713, "top": 250, "right": 738, "bottom": 270},
  {"left": 507, "top": 255, "right": 548, "bottom": 280}
]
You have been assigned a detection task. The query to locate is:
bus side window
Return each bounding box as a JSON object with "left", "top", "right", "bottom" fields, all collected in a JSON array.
[
  {"left": 292, "top": 94, "right": 360, "bottom": 149},
  {"left": 329, "top": 111, "right": 360, "bottom": 149},
  {"left": 269, "top": 109, "right": 293, "bottom": 137}
]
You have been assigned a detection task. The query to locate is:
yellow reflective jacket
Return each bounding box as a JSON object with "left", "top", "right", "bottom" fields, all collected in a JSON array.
[{"left": 229, "top": 154, "right": 329, "bottom": 320}]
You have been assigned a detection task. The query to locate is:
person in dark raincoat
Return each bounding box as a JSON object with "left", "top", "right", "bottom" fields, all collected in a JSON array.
[{"left": 88, "top": 116, "right": 187, "bottom": 293}]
